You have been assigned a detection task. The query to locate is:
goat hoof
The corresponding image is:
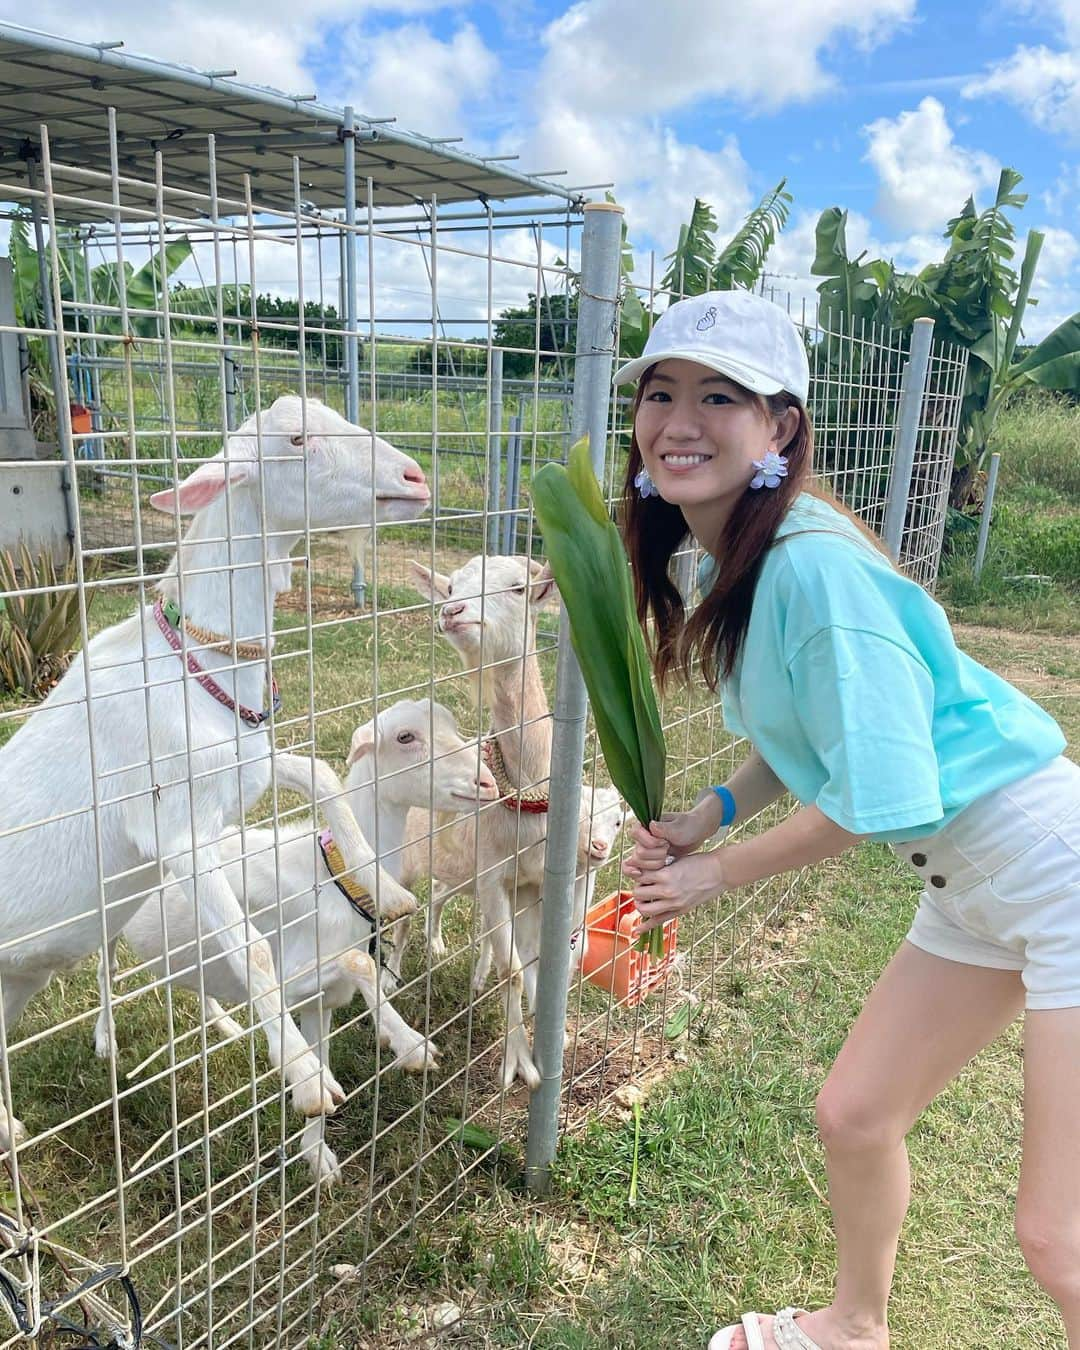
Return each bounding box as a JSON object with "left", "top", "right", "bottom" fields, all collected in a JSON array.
[
  {"left": 292, "top": 1065, "right": 346, "bottom": 1117},
  {"left": 94, "top": 1026, "right": 117, "bottom": 1061},
  {"left": 500, "top": 1045, "right": 540, "bottom": 1093},
  {"left": 428, "top": 934, "right": 447, "bottom": 960},
  {"left": 307, "top": 1144, "right": 342, "bottom": 1185},
  {"left": 397, "top": 1038, "right": 438, "bottom": 1073}
]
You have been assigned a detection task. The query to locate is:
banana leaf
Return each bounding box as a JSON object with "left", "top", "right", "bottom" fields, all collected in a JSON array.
[{"left": 531, "top": 436, "right": 665, "bottom": 830}]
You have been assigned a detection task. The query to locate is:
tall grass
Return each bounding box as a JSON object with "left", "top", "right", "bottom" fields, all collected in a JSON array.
[{"left": 938, "top": 391, "right": 1080, "bottom": 630}]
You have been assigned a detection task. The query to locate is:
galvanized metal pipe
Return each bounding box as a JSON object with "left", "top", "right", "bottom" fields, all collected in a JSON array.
[
  {"left": 487, "top": 346, "right": 503, "bottom": 556},
  {"left": 974, "top": 451, "right": 1001, "bottom": 581},
  {"left": 342, "top": 105, "right": 366, "bottom": 607},
  {"left": 526, "top": 201, "right": 624, "bottom": 1194},
  {"left": 883, "top": 316, "right": 934, "bottom": 563}
]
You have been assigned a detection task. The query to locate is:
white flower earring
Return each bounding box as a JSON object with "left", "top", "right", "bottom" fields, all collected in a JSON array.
[
  {"left": 750, "top": 451, "right": 788, "bottom": 490},
  {"left": 634, "top": 465, "right": 659, "bottom": 498}
]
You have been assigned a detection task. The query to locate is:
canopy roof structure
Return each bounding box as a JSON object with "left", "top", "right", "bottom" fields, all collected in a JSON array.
[{"left": 0, "top": 21, "right": 586, "bottom": 220}]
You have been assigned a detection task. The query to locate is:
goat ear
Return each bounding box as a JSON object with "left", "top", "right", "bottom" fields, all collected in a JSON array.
[
  {"left": 529, "top": 560, "right": 558, "bottom": 609},
  {"left": 149, "top": 456, "right": 255, "bottom": 515},
  {"left": 408, "top": 560, "right": 451, "bottom": 602},
  {"left": 346, "top": 722, "right": 376, "bottom": 767}
]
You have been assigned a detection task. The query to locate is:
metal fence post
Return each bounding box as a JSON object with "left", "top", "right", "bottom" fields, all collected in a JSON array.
[
  {"left": 342, "top": 106, "right": 366, "bottom": 608},
  {"left": 487, "top": 347, "right": 503, "bottom": 556},
  {"left": 882, "top": 316, "right": 934, "bottom": 563},
  {"left": 500, "top": 413, "right": 523, "bottom": 554},
  {"left": 974, "top": 451, "right": 1001, "bottom": 581},
  {"left": 526, "top": 201, "right": 623, "bottom": 1194}
]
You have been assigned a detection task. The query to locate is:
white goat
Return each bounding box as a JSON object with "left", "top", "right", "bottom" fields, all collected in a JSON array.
[
  {"left": 113, "top": 697, "right": 497, "bottom": 1180},
  {"left": 401, "top": 555, "right": 627, "bottom": 1090},
  {"left": 0, "top": 394, "right": 429, "bottom": 1149}
]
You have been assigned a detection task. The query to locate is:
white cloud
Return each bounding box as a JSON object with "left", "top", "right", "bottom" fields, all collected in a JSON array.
[
  {"left": 540, "top": 0, "right": 915, "bottom": 117},
  {"left": 339, "top": 22, "right": 499, "bottom": 134},
  {"left": 525, "top": 108, "right": 752, "bottom": 255},
  {"left": 24, "top": 1, "right": 459, "bottom": 97},
  {"left": 863, "top": 98, "right": 1000, "bottom": 232},
  {"left": 963, "top": 45, "right": 1080, "bottom": 137}
]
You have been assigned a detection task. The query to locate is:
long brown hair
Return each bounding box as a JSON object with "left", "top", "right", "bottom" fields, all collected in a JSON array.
[{"left": 622, "top": 369, "right": 874, "bottom": 691}]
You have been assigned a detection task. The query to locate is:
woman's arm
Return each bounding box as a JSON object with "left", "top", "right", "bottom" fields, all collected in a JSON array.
[{"left": 628, "top": 804, "right": 864, "bottom": 932}]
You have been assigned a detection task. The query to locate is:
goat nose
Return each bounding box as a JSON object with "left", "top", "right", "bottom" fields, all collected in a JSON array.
[
  {"left": 591, "top": 838, "right": 607, "bottom": 854},
  {"left": 476, "top": 769, "right": 497, "bottom": 792},
  {"left": 442, "top": 601, "right": 465, "bottom": 619},
  {"left": 403, "top": 463, "right": 427, "bottom": 487}
]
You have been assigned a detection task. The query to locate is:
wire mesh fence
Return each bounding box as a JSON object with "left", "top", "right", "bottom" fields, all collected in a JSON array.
[{"left": 0, "top": 103, "right": 968, "bottom": 1350}]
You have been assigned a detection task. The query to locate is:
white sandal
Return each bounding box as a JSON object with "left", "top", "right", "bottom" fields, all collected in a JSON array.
[{"left": 709, "top": 1307, "right": 822, "bottom": 1350}]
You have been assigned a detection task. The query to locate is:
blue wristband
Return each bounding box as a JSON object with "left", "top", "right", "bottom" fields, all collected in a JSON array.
[{"left": 711, "top": 784, "right": 736, "bottom": 828}]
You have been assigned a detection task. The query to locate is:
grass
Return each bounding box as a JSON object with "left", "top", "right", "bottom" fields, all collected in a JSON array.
[{"left": 938, "top": 392, "right": 1080, "bottom": 634}]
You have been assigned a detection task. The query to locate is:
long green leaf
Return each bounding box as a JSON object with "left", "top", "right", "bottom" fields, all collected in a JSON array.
[
  {"left": 1013, "top": 310, "right": 1080, "bottom": 394},
  {"left": 531, "top": 438, "right": 665, "bottom": 826}
]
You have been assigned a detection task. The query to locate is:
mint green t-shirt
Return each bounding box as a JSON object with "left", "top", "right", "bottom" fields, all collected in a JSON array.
[{"left": 698, "top": 493, "right": 1067, "bottom": 842}]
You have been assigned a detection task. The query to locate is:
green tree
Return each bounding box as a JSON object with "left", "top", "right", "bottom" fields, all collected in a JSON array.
[{"left": 492, "top": 292, "right": 576, "bottom": 379}]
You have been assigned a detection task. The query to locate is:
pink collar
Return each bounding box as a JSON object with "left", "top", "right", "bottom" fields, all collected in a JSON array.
[{"left": 153, "top": 599, "right": 280, "bottom": 727}]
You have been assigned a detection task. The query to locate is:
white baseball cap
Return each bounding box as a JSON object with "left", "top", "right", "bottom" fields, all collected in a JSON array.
[{"left": 613, "top": 289, "right": 810, "bottom": 406}]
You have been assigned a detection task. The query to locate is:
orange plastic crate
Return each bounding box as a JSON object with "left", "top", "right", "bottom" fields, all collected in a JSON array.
[{"left": 579, "top": 889, "right": 678, "bottom": 1006}]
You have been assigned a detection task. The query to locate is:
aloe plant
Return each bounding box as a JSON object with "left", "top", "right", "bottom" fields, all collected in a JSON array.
[
  {"left": 531, "top": 437, "right": 666, "bottom": 957},
  {"left": 0, "top": 546, "right": 92, "bottom": 698}
]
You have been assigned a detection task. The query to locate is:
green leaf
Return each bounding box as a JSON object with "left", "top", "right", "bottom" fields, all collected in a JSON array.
[
  {"left": 1013, "top": 310, "right": 1080, "bottom": 395},
  {"left": 664, "top": 1002, "right": 691, "bottom": 1039},
  {"left": 712, "top": 179, "right": 791, "bottom": 292},
  {"left": 531, "top": 440, "right": 665, "bottom": 826},
  {"left": 445, "top": 1118, "right": 500, "bottom": 1152}
]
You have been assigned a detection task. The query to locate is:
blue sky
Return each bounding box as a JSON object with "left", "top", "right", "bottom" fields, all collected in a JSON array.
[{"left": 24, "top": 0, "right": 1080, "bottom": 337}]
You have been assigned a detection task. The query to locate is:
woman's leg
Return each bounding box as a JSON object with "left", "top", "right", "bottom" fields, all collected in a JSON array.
[
  {"left": 1017, "top": 1008, "right": 1080, "bottom": 1346},
  {"left": 729, "top": 941, "right": 1024, "bottom": 1350}
]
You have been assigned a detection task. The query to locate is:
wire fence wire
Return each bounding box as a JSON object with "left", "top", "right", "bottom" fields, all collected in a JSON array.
[{"left": 0, "top": 115, "right": 967, "bottom": 1350}]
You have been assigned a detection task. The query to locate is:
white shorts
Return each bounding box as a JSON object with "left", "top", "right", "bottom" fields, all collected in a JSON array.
[{"left": 896, "top": 756, "right": 1080, "bottom": 1010}]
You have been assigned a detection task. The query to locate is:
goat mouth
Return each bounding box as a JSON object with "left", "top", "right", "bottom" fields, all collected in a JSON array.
[{"left": 450, "top": 789, "right": 496, "bottom": 804}]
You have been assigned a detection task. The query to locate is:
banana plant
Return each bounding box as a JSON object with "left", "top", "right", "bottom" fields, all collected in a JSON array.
[
  {"left": 618, "top": 181, "right": 792, "bottom": 361},
  {"left": 9, "top": 213, "right": 193, "bottom": 439}
]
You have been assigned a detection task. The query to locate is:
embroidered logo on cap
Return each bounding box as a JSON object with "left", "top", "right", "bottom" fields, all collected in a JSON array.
[{"left": 696, "top": 305, "right": 718, "bottom": 331}]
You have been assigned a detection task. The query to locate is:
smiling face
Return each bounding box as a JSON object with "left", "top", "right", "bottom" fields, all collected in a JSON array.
[{"left": 633, "top": 359, "right": 798, "bottom": 538}]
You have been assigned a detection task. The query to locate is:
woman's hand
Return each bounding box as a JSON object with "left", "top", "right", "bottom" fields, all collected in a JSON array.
[
  {"left": 626, "top": 847, "right": 728, "bottom": 933},
  {"left": 627, "top": 790, "right": 727, "bottom": 870}
]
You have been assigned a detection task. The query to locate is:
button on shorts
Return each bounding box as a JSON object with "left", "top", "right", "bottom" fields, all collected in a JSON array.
[{"left": 896, "top": 756, "right": 1080, "bottom": 1009}]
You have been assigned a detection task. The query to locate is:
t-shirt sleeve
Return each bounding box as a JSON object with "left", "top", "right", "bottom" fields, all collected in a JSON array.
[{"left": 787, "top": 625, "right": 945, "bottom": 835}]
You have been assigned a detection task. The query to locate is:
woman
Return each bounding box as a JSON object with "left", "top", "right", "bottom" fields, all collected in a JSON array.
[{"left": 617, "top": 289, "right": 1080, "bottom": 1350}]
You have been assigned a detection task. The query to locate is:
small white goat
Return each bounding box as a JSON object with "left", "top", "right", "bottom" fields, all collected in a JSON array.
[
  {"left": 111, "top": 698, "right": 497, "bottom": 1181},
  {"left": 401, "top": 555, "right": 627, "bottom": 1090},
  {"left": 0, "top": 395, "right": 429, "bottom": 1149}
]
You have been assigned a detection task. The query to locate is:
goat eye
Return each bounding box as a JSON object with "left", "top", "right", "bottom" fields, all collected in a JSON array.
[
  {"left": 290, "top": 434, "right": 305, "bottom": 447},
  {"left": 512, "top": 585, "right": 526, "bottom": 595},
  {"left": 396, "top": 731, "right": 415, "bottom": 744}
]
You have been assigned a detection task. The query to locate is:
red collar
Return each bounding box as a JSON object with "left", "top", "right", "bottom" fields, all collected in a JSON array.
[{"left": 153, "top": 600, "right": 280, "bottom": 727}]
